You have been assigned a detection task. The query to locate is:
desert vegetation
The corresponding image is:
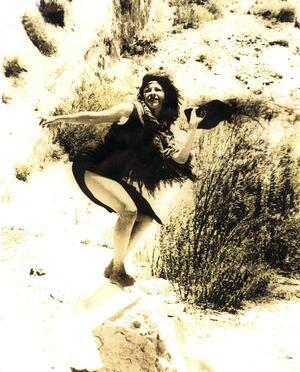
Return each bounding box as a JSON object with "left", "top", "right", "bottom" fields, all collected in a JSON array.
[
  {"left": 22, "top": 12, "right": 57, "bottom": 56},
  {"left": 2, "top": 57, "right": 27, "bottom": 78},
  {"left": 39, "top": 0, "right": 66, "bottom": 27},
  {"left": 171, "top": 0, "right": 222, "bottom": 30},
  {"left": 121, "top": 36, "right": 158, "bottom": 56},
  {"left": 50, "top": 76, "right": 128, "bottom": 160},
  {"left": 249, "top": 0, "right": 297, "bottom": 23},
  {"left": 153, "top": 100, "right": 300, "bottom": 312}
]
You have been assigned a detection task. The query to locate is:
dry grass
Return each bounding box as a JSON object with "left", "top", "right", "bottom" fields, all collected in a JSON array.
[
  {"left": 153, "top": 108, "right": 299, "bottom": 311},
  {"left": 171, "top": 0, "right": 222, "bottom": 30}
]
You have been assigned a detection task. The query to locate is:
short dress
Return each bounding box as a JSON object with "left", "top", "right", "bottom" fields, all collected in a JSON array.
[{"left": 72, "top": 103, "right": 196, "bottom": 224}]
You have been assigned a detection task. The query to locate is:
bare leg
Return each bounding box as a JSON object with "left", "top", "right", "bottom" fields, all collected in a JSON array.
[
  {"left": 104, "top": 215, "right": 153, "bottom": 278},
  {"left": 84, "top": 171, "right": 137, "bottom": 287},
  {"left": 127, "top": 215, "right": 153, "bottom": 253}
]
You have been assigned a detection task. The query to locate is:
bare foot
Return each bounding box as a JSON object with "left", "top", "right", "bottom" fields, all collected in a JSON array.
[
  {"left": 103, "top": 260, "right": 113, "bottom": 279},
  {"left": 109, "top": 271, "right": 135, "bottom": 288}
]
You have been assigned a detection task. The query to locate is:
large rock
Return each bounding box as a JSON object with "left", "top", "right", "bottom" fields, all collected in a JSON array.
[{"left": 92, "top": 297, "right": 186, "bottom": 372}]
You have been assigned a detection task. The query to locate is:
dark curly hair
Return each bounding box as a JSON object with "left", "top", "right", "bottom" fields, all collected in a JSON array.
[{"left": 138, "top": 73, "right": 182, "bottom": 127}]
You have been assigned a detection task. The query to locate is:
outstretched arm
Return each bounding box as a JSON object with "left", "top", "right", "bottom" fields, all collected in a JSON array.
[
  {"left": 172, "top": 109, "right": 202, "bottom": 164},
  {"left": 40, "top": 102, "right": 134, "bottom": 127}
]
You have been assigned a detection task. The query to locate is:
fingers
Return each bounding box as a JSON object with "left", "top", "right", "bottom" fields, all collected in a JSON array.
[
  {"left": 38, "top": 116, "right": 59, "bottom": 128},
  {"left": 190, "top": 108, "right": 202, "bottom": 129},
  {"left": 162, "top": 149, "right": 173, "bottom": 157},
  {"left": 161, "top": 146, "right": 177, "bottom": 158},
  {"left": 190, "top": 108, "right": 197, "bottom": 121},
  {"left": 39, "top": 118, "right": 48, "bottom": 128}
]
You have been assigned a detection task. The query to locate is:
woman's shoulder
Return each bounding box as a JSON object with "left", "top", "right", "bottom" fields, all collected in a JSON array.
[
  {"left": 112, "top": 102, "right": 134, "bottom": 125},
  {"left": 117, "top": 101, "right": 145, "bottom": 126},
  {"left": 117, "top": 102, "right": 134, "bottom": 115}
]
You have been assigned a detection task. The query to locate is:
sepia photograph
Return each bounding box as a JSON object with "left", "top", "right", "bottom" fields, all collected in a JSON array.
[{"left": 0, "top": 0, "right": 300, "bottom": 371}]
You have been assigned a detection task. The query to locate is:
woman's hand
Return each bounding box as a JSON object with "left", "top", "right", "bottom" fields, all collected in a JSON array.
[
  {"left": 161, "top": 146, "right": 177, "bottom": 158},
  {"left": 39, "top": 116, "right": 62, "bottom": 128},
  {"left": 189, "top": 108, "right": 203, "bottom": 130}
]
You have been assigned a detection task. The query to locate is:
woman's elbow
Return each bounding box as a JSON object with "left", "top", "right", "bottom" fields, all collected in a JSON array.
[{"left": 172, "top": 154, "right": 188, "bottom": 164}]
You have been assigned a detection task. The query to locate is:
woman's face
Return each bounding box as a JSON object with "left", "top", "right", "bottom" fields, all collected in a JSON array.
[{"left": 143, "top": 81, "right": 165, "bottom": 113}]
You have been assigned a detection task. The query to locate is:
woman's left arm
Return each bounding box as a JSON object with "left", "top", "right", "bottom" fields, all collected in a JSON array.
[{"left": 172, "top": 109, "right": 202, "bottom": 164}]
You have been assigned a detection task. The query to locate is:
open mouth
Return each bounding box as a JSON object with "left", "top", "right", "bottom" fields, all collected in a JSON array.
[{"left": 147, "top": 95, "right": 160, "bottom": 104}]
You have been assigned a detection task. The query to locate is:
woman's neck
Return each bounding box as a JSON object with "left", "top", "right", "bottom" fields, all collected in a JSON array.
[{"left": 150, "top": 106, "right": 161, "bottom": 118}]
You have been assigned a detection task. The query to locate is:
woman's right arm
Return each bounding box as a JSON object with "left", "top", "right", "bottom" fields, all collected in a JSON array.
[{"left": 40, "top": 102, "right": 134, "bottom": 127}]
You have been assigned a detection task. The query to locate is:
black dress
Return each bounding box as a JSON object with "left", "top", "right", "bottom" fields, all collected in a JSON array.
[{"left": 72, "top": 103, "right": 195, "bottom": 224}]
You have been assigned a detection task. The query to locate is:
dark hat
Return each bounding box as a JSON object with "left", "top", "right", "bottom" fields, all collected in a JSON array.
[{"left": 184, "top": 99, "right": 234, "bottom": 129}]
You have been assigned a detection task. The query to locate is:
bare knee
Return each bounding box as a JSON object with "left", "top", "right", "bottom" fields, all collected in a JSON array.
[{"left": 118, "top": 204, "right": 138, "bottom": 222}]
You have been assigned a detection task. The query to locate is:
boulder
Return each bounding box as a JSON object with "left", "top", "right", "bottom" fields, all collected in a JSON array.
[{"left": 92, "top": 297, "right": 186, "bottom": 372}]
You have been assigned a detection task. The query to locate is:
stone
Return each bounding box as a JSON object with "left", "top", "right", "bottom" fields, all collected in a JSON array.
[{"left": 92, "top": 297, "right": 186, "bottom": 372}]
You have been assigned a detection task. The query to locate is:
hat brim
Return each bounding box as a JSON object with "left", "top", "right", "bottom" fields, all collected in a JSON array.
[{"left": 184, "top": 100, "right": 234, "bottom": 129}]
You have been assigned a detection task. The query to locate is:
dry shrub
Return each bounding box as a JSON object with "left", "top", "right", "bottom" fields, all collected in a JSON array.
[
  {"left": 15, "top": 164, "right": 33, "bottom": 182},
  {"left": 171, "top": 0, "right": 222, "bottom": 30},
  {"left": 3, "top": 57, "right": 27, "bottom": 78},
  {"left": 153, "top": 104, "right": 299, "bottom": 311},
  {"left": 50, "top": 77, "right": 128, "bottom": 160},
  {"left": 39, "top": 0, "right": 66, "bottom": 27},
  {"left": 276, "top": 8, "right": 296, "bottom": 22},
  {"left": 275, "top": 218, "right": 300, "bottom": 275},
  {"left": 195, "top": 53, "right": 215, "bottom": 70},
  {"left": 121, "top": 36, "right": 158, "bottom": 56},
  {"left": 21, "top": 12, "right": 57, "bottom": 56},
  {"left": 269, "top": 40, "right": 289, "bottom": 47},
  {"left": 250, "top": 0, "right": 297, "bottom": 23},
  {"left": 226, "top": 98, "right": 278, "bottom": 123}
]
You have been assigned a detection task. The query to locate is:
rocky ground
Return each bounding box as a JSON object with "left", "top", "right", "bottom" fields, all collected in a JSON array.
[{"left": 1, "top": 225, "right": 300, "bottom": 372}]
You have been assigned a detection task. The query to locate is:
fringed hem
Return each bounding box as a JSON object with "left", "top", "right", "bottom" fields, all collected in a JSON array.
[{"left": 128, "top": 154, "right": 197, "bottom": 195}]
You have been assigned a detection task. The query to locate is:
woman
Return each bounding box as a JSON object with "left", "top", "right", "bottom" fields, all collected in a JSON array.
[{"left": 41, "top": 73, "right": 202, "bottom": 288}]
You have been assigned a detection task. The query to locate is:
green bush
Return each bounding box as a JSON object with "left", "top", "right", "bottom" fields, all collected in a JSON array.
[
  {"left": 153, "top": 108, "right": 299, "bottom": 311},
  {"left": 50, "top": 77, "right": 128, "bottom": 160}
]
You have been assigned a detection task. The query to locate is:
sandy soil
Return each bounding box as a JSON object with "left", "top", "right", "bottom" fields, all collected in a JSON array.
[
  {"left": 181, "top": 296, "right": 300, "bottom": 372},
  {"left": 1, "top": 225, "right": 300, "bottom": 372}
]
